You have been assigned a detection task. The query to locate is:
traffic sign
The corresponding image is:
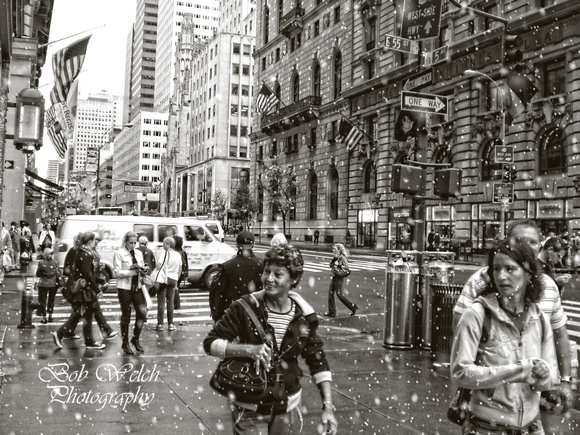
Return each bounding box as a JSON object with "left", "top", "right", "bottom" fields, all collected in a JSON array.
[
  {"left": 124, "top": 181, "right": 152, "bottom": 193},
  {"left": 4, "top": 160, "right": 14, "bottom": 170},
  {"left": 384, "top": 35, "right": 419, "bottom": 54},
  {"left": 401, "top": 90, "right": 448, "bottom": 114},
  {"left": 494, "top": 145, "right": 514, "bottom": 163},
  {"left": 421, "top": 45, "right": 448, "bottom": 67},
  {"left": 401, "top": 0, "right": 443, "bottom": 40},
  {"left": 492, "top": 183, "right": 514, "bottom": 204},
  {"left": 403, "top": 69, "right": 433, "bottom": 90}
]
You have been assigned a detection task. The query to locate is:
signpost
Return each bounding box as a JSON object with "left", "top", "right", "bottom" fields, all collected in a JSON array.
[
  {"left": 401, "top": 0, "right": 443, "bottom": 40},
  {"left": 401, "top": 90, "right": 448, "bottom": 114},
  {"left": 492, "top": 183, "right": 514, "bottom": 204},
  {"left": 124, "top": 181, "right": 152, "bottom": 193},
  {"left": 403, "top": 69, "right": 433, "bottom": 90},
  {"left": 384, "top": 35, "right": 419, "bottom": 54},
  {"left": 494, "top": 145, "right": 514, "bottom": 163},
  {"left": 421, "top": 45, "right": 448, "bottom": 67}
]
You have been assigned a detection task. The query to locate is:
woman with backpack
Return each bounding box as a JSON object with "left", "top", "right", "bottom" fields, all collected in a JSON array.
[{"left": 324, "top": 243, "right": 357, "bottom": 318}]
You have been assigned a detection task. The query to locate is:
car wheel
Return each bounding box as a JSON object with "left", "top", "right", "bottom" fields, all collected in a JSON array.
[{"left": 203, "top": 265, "right": 220, "bottom": 289}]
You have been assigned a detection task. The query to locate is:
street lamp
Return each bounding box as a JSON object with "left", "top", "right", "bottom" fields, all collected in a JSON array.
[
  {"left": 465, "top": 69, "right": 507, "bottom": 239},
  {"left": 14, "top": 88, "right": 45, "bottom": 153}
]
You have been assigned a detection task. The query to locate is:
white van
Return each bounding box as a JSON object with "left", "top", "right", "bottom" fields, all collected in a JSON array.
[
  {"left": 55, "top": 215, "right": 236, "bottom": 288},
  {"left": 183, "top": 218, "right": 225, "bottom": 242}
]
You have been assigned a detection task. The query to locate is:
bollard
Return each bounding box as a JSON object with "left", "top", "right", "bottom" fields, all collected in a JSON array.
[{"left": 18, "top": 285, "right": 40, "bottom": 329}]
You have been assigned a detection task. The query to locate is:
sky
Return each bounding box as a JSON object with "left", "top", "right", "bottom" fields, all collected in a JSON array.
[{"left": 37, "top": 0, "right": 137, "bottom": 176}]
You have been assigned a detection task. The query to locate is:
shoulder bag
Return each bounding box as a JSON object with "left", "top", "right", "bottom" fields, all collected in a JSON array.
[{"left": 210, "top": 298, "right": 287, "bottom": 405}]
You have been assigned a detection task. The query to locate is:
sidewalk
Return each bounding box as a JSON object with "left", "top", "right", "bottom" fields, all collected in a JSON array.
[{"left": 1, "top": 263, "right": 578, "bottom": 434}]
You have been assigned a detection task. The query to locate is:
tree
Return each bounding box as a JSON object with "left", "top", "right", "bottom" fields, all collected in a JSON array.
[
  {"left": 211, "top": 188, "right": 228, "bottom": 224},
  {"left": 231, "top": 182, "right": 257, "bottom": 230},
  {"left": 258, "top": 157, "right": 299, "bottom": 236}
]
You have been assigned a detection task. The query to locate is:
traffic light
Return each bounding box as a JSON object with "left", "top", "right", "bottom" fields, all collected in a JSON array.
[
  {"left": 392, "top": 164, "right": 426, "bottom": 194},
  {"left": 502, "top": 164, "right": 517, "bottom": 182},
  {"left": 503, "top": 34, "right": 523, "bottom": 66},
  {"left": 509, "top": 164, "right": 517, "bottom": 182},
  {"left": 434, "top": 168, "right": 462, "bottom": 198}
]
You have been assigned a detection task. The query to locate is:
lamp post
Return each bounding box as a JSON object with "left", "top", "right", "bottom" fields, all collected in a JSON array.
[{"left": 464, "top": 69, "right": 507, "bottom": 238}]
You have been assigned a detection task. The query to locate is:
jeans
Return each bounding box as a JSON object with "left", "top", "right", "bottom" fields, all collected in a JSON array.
[
  {"left": 232, "top": 405, "right": 302, "bottom": 434},
  {"left": 57, "top": 303, "right": 96, "bottom": 345},
  {"left": 37, "top": 286, "right": 58, "bottom": 317},
  {"left": 156, "top": 279, "right": 176, "bottom": 325},
  {"left": 327, "top": 276, "right": 356, "bottom": 315},
  {"left": 93, "top": 299, "right": 113, "bottom": 335},
  {"left": 117, "top": 288, "right": 147, "bottom": 337}
]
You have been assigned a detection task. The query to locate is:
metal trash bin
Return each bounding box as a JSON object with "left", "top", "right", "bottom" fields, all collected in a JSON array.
[
  {"left": 430, "top": 283, "right": 464, "bottom": 365},
  {"left": 383, "top": 250, "right": 420, "bottom": 349},
  {"left": 419, "top": 252, "right": 455, "bottom": 350}
]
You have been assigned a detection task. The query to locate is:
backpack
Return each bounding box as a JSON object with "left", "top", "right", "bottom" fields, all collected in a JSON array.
[{"left": 208, "top": 265, "right": 225, "bottom": 322}]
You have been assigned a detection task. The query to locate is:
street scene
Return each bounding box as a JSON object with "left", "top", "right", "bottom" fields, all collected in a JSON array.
[{"left": 2, "top": 0, "right": 580, "bottom": 434}]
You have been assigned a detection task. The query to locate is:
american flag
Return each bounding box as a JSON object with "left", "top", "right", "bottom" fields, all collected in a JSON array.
[
  {"left": 338, "top": 118, "right": 364, "bottom": 151},
  {"left": 45, "top": 106, "right": 68, "bottom": 158},
  {"left": 49, "top": 36, "right": 91, "bottom": 105},
  {"left": 256, "top": 84, "right": 279, "bottom": 114}
]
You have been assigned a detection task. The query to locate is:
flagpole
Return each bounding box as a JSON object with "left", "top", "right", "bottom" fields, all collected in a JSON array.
[
  {"left": 261, "top": 80, "right": 287, "bottom": 107},
  {"left": 338, "top": 112, "right": 373, "bottom": 142},
  {"left": 39, "top": 25, "right": 105, "bottom": 48}
]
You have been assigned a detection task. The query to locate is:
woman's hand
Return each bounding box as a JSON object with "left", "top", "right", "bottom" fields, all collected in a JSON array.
[
  {"left": 531, "top": 358, "right": 550, "bottom": 380},
  {"left": 321, "top": 408, "right": 338, "bottom": 434},
  {"left": 246, "top": 344, "right": 272, "bottom": 373}
]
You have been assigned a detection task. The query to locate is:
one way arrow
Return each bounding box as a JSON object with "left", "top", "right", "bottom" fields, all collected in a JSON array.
[{"left": 4, "top": 160, "right": 14, "bottom": 170}]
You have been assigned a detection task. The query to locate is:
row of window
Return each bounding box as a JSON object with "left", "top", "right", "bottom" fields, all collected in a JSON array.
[
  {"left": 143, "top": 119, "right": 167, "bottom": 125},
  {"left": 141, "top": 164, "right": 161, "bottom": 171}
]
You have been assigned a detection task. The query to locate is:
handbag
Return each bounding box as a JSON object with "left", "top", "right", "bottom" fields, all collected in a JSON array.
[
  {"left": 142, "top": 274, "right": 155, "bottom": 289},
  {"left": 210, "top": 298, "right": 287, "bottom": 405},
  {"left": 61, "top": 276, "right": 86, "bottom": 303}
]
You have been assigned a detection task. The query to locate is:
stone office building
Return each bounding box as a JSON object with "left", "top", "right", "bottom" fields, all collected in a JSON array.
[{"left": 250, "top": 0, "right": 580, "bottom": 253}]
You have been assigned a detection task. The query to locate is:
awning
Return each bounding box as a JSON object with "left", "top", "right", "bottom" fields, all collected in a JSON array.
[
  {"left": 26, "top": 181, "right": 57, "bottom": 198},
  {"left": 25, "top": 168, "right": 64, "bottom": 191}
]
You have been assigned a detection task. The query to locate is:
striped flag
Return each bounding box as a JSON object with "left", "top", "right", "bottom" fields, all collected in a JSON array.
[
  {"left": 45, "top": 106, "right": 68, "bottom": 158},
  {"left": 256, "top": 84, "right": 279, "bottom": 114},
  {"left": 338, "top": 118, "right": 364, "bottom": 151},
  {"left": 504, "top": 72, "right": 538, "bottom": 125},
  {"left": 49, "top": 36, "right": 91, "bottom": 105}
]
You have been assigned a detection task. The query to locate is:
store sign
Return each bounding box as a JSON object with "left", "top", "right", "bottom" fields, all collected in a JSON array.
[
  {"left": 390, "top": 207, "right": 412, "bottom": 222},
  {"left": 432, "top": 206, "right": 451, "bottom": 221},
  {"left": 536, "top": 200, "right": 564, "bottom": 219},
  {"left": 480, "top": 206, "right": 500, "bottom": 220}
]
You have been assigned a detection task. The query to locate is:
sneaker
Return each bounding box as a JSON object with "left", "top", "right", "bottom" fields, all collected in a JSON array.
[
  {"left": 155, "top": 324, "right": 163, "bottom": 331},
  {"left": 52, "top": 331, "right": 63, "bottom": 349},
  {"left": 63, "top": 334, "right": 81, "bottom": 340},
  {"left": 86, "top": 342, "right": 106, "bottom": 350},
  {"left": 41, "top": 318, "right": 48, "bottom": 324},
  {"left": 168, "top": 324, "right": 176, "bottom": 331},
  {"left": 105, "top": 330, "right": 119, "bottom": 339}
]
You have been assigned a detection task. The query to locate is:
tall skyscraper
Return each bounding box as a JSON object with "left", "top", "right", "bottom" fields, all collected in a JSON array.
[
  {"left": 46, "top": 160, "right": 60, "bottom": 184},
  {"left": 154, "top": 0, "right": 219, "bottom": 112}
]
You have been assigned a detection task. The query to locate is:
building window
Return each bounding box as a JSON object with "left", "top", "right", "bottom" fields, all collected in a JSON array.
[
  {"left": 264, "top": 7, "right": 269, "bottom": 44},
  {"left": 273, "top": 83, "right": 281, "bottom": 111},
  {"left": 233, "top": 43, "right": 240, "bottom": 54},
  {"left": 310, "top": 127, "right": 317, "bottom": 149},
  {"left": 233, "top": 64, "right": 240, "bottom": 74},
  {"left": 334, "top": 5, "right": 340, "bottom": 24},
  {"left": 240, "top": 126, "right": 248, "bottom": 136},
  {"left": 538, "top": 126, "right": 566, "bottom": 175},
  {"left": 278, "top": 0, "right": 284, "bottom": 32},
  {"left": 327, "top": 168, "right": 339, "bottom": 219},
  {"left": 292, "top": 74, "right": 300, "bottom": 102},
  {"left": 481, "top": 138, "right": 503, "bottom": 181},
  {"left": 231, "top": 105, "right": 238, "bottom": 115},
  {"left": 314, "top": 20, "right": 320, "bottom": 37},
  {"left": 241, "top": 106, "right": 249, "bottom": 116},
  {"left": 241, "top": 85, "right": 249, "bottom": 96},
  {"left": 232, "top": 84, "right": 239, "bottom": 95},
  {"left": 543, "top": 57, "right": 566, "bottom": 97},
  {"left": 333, "top": 51, "right": 342, "bottom": 99},
  {"left": 365, "top": 18, "right": 376, "bottom": 52},
  {"left": 230, "top": 125, "right": 238, "bottom": 136},
  {"left": 366, "top": 58, "right": 376, "bottom": 80},
  {"left": 363, "top": 161, "right": 376, "bottom": 193},
  {"left": 313, "top": 62, "right": 321, "bottom": 97},
  {"left": 308, "top": 173, "right": 318, "bottom": 220}
]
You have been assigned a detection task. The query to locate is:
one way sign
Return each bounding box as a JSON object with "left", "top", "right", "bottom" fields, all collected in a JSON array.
[{"left": 401, "top": 90, "right": 448, "bottom": 115}]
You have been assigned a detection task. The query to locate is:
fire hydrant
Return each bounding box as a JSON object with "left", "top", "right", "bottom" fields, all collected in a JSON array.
[
  {"left": 18, "top": 285, "right": 40, "bottom": 329},
  {"left": 19, "top": 251, "right": 31, "bottom": 273}
]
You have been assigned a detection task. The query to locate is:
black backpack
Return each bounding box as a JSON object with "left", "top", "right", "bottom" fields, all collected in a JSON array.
[{"left": 208, "top": 265, "right": 225, "bottom": 322}]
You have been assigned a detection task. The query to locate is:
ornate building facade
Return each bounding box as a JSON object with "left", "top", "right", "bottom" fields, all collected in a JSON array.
[{"left": 250, "top": 0, "right": 580, "bottom": 252}]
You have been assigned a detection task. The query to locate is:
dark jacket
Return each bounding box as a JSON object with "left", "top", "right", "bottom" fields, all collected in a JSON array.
[
  {"left": 204, "top": 291, "right": 331, "bottom": 403},
  {"left": 36, "top": 258, "right": 59, "bottom": 288},
  {"left": 73, "top": 247, "right": 100, "bottom": 304},
  {"left": 137, "top": 245, "right": 156, "bottom": 272},
  {"left": 210, "top": 250, "right": 263, "bottom": 321}
]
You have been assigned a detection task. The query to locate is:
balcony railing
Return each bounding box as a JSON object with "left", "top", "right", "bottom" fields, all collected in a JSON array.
[
  {"left": 280, "top": 7, "right": 305, "bottom": 36},
  {"left": 261, "top": 95, "right": 322, "bottom": 134}
]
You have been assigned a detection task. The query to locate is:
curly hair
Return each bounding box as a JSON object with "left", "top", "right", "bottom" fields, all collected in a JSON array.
[
  {"left": 485, "top": 238, "right": 544, "bottom": 303},
  {"left": 263, "top": 244, "right": 304, "bottom": 288}
]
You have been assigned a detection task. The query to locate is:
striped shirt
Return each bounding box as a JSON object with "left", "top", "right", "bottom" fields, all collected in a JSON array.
[
  {"left": 266, "top": 300, "right": 296, "bottom": 348},
  {"left": 454, "top": 267, "right": 567, "bottom": 330}
]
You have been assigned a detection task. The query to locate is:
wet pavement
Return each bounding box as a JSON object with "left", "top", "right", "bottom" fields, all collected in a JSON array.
[{"left": 1, "top": 269, "right": 580, "bottom": 434}]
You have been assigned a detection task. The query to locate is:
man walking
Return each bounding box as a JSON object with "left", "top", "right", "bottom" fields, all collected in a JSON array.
[{"left": 209, "top": 230, "right": 263, "bottom": 322}]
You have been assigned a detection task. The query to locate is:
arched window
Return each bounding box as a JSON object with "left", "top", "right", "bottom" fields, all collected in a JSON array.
[
  {"left": 313, "top": 62, "right": 321, "bottom": 97},
  {"left": 538, "top": 125, "right": 566, "bottom": 175},
  {"left": 333, "top": 51, "right": 342, "bottom": 100},
  {"left": 480, "top": 138, "right": 503, "bottom": 181},
  {"left": 363, "top": 160, "right": 376, "bottom": 193},
  {"left": 432, "top": 146, "right": 451, "bottom": 165},
  {"left": 327, "top": 168, "right": 339, "bottom": 219},
  {"left": 292, "top": 74, "right": 300, "bottom": 103},
  {"left": 264, "top": 7, "right": 269, "bottom": 45},
  {"left": 308, "top": 172, "right": 318, "bottom": 220}
]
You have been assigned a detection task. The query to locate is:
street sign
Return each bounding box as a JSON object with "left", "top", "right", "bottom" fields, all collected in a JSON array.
[
  {"left": 401, "top": 90, "right": 448, "bottom": 114},
  {"left": 403, "top": 69, "right": 433, "bottom": 90},
  {"left": 4, "top": 160, "right": 14, "bottom": 170},
  {"left": 124, "top": 181, "right": 152, "bottom": 193},
  {"left": 384, "top": 35, "right": 419, "bottom": 54},
  {"left": 421, "top": 45, "right": 448, "bottom": 67},
  {"left": 494, "top": 145, "right": 514, "bottom": 163},
  {"left": 401, "top": 0, "right": 443, "bottom": 40},
  {"left": 492, "top": 183, "right": 514, "bottom": 203}
]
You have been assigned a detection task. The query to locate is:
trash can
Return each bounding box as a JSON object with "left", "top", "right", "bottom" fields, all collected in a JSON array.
[
  {"left": 430, "top": 283, "right": 464, "bottom": 366},
  {"left": 383, "top": 250, "right": 421, "bottom": 349},
  {"left": 419, "top": 252, "right": 455, "bottom": 350}
]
